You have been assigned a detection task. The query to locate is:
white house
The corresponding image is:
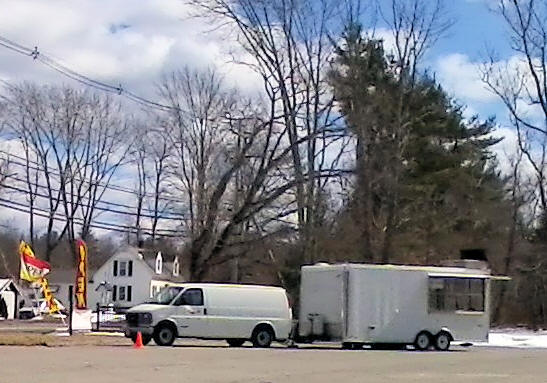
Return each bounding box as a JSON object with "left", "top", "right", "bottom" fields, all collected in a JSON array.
[
  {"left": 88, "top": 247, "right": 183, "bottom": 310},
  {"left": 0, "top": 278, "right": 24, "bottom": 319}
]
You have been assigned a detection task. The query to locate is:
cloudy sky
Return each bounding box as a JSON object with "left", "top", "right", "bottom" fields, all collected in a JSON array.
[
  {"left": 0, "top": 0, "right": 526, "bottom": 235},
  {"left": 0, "top": 0, "right": 513, "bottom": 114}
]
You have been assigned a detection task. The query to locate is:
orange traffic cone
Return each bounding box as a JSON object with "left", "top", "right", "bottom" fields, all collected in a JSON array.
[{"left": 134, "top": 331, "right": 144, "bottom": 349}]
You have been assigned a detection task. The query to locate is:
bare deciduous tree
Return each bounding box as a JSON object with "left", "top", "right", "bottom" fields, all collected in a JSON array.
[
  {"left": 2, "top": 83, "right": 130, "bottom": 262},
  {"left": 190, "top": 0, "right": 357, "bottom": 263},
  {"left": 481, "top": 0, "right": 547, "bottom": 327},
  {"left": 159, "top": 67, "right": 230, "bottom": 242}
]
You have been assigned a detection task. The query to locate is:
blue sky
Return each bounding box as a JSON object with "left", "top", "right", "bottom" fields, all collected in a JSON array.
[
  {"left": 431, "top": 0, "right": 510, "bottom": 60},
  {"left": 372, "top": 0, "right": 512, "bottom": 122}
]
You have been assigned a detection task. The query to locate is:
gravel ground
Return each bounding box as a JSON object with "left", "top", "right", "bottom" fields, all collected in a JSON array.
[{"left": 0, "top": 341, "right": 545, "bottom": 383}]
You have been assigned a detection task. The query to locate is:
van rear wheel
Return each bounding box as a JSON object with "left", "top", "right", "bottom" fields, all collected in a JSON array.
[
  {"left": 227, "top": 339, "right": 246, "bottom": 347},
  {"left": 251, "top": 325, "right": 274, "bottom": 348}
]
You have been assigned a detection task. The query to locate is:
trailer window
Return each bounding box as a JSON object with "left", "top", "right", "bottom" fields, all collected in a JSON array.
[{"left": 428, "top": 277, "right": 485, "bottom": 312}]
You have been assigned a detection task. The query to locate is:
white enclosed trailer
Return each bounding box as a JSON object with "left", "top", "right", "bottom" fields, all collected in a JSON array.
[{"left": 298, "top": 263, "right": 506, "bottom": 350}]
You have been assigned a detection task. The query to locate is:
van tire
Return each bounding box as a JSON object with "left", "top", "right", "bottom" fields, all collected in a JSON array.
[
  {"left": 251, "top": 325, "right": 274, "bottom": 348},
  {"left": 413, "top": 331, "right": 432, "bottom": 351},
  {"left": 433, "top": 331, "right": 451, "bottom": 351},
  {"left": 227, "top": 339, "right": 246, "bottom": 347},
  {"left": 153, "top": 322, "right": 176, "bottom": 346}
]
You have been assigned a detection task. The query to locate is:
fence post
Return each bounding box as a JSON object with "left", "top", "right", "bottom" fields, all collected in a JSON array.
[
  {"left": 68, "top": 285, "right": 73, "bottom": 336},
  {"left": 96, "top": 303, "right": 100, "bottom": 332}
]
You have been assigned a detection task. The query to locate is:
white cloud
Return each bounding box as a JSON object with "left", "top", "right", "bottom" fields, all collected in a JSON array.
[
  {"left": 0, "top": 0, "right": 262, "bottom": 97},
  {"left": 435, "top": 53, "right": 498, "bottom": 103}
]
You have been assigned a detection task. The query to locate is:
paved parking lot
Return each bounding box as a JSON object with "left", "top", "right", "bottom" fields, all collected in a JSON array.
[{"left": 1, "top": 342, "right": 546, "bottom": 382}]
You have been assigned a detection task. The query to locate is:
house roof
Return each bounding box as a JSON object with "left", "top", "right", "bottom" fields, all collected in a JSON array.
[
  {"left": 0, "top": 278, "right": 24, "bottom": 295},
  {"left": 134, "top": 248, "right": 182, "bottom": 282},
  {"left": 91, "top": 246, "right": 184, "bottom": 282}
]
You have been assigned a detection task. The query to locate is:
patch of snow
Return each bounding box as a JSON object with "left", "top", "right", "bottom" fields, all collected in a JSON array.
[{"left": 475, "top": 329, "right": 547, "bottom": 349}]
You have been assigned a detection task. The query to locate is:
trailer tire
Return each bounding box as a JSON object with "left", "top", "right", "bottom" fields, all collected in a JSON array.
[
  {"left": 251, "top": 325, "right": 274, "bottom": 348},
  {"left": 413, "top": 331, "right": 432, "bottom": 351},
  {"left": 433, "top": 331, "right": 451, "bottom": 351}
]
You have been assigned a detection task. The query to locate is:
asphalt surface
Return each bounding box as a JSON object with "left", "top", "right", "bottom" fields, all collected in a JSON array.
[{"left": 0, "top": 342, "right": 546, "bottom": 382}]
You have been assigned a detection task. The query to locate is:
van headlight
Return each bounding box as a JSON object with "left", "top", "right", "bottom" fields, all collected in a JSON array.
[{"left": 140, "top": 312, "right": 152, "bottom": 324}]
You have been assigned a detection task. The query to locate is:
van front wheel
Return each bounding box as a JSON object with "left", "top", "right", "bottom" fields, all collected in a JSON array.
[
  {"left": 153, "top": 323, "right": 176, "bottom": 346},
  {"left": 251, "top": 325, "right": 274, "bottom": 348}
]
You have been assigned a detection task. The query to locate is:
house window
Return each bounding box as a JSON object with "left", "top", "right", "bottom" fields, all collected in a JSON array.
[
  {"left": 119, "top": 261, "right": 127, "bottom": 277},
  {"left": 429, "top": 277, "right": 485, "bottom": 312},
  {"left": 113, "top": 261, "right": 118, "bottom": 277},
  {"left": 119, "top": 286, "right": 126, "bottom": 301},
  {"left": 113, "top": 285, "right": 132, "bottom": 302}
]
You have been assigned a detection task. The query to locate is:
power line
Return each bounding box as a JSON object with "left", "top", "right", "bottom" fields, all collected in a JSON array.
[
  {"left": 0, "top": 196, "right": 181, "bottom": 234},
  {"left": 0, "top": 196, "right": 182, "bottom": 237},
  {"left": 0, "top": 33, "right": 186, "bottom": 114},
  {"left": 1, "top": 182, "right": 186, "bottom": 221},
  {"left": 0, "top": 149, "right": 186, "bottom": 204},
  {"left": 2, "top": 161, "right": 187, "bottom": 219}
]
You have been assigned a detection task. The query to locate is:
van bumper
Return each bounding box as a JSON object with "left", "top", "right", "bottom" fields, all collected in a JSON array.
[{"left": 125, "top": 326, "right": 154, "bottom": 338}]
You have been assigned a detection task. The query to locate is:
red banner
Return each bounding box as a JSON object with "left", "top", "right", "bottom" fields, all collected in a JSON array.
[
  {"left": 19, "top": 241, "right": 51, "bottom": 282},
  {"left": 75, "top": 240, "right": 88, "bottom": 310}
]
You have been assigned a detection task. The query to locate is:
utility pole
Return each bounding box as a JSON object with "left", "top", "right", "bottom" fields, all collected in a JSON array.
[{"left": 228, "top": 112, "right": 242, "bottom": 283}]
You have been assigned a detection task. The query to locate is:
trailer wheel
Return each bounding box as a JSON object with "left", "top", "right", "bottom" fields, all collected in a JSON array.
[
  {"left": 433, "top": 331, "right": 451, "bottom": 351},
  {"left": 413, "top": 331, "right": 432, "bottom": 351}
]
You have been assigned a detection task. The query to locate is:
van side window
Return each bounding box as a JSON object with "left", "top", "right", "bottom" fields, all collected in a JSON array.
[
  {"left": 175, "top": 288, "right": 203, "bottom": 306},
  {"left": 428, "top": 277, "right": 485, "bottom": 312}
]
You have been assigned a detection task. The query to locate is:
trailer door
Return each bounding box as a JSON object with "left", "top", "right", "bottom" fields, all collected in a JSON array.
[{"left": 299, "top": 266, "right": 347, "bottom": 340}]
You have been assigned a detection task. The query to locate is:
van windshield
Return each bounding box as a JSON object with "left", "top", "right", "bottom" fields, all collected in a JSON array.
[{"left": 150, "top": 286, "right": 184, "bottom": 305}]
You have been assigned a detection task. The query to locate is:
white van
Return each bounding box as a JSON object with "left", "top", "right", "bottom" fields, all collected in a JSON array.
[{"left": 125, "top": 283, "right": 292, "bottom": 347}]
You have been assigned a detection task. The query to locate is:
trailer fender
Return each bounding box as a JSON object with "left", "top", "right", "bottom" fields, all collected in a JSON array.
[{"left": 440, "top": 327, "right": 454, "bottom": 341}]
